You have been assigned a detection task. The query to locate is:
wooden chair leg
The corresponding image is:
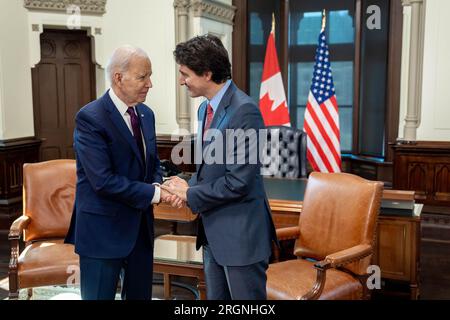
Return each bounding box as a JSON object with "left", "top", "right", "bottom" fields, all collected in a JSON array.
[
  {"left": 8, "top": 269, "right": 19, "bottom": 300},
  {"left": 197, "top": 279, "right": 207, "bottom": 300},
  {"left": 163, "top": 273, "right": 171, "bottom": 300}
]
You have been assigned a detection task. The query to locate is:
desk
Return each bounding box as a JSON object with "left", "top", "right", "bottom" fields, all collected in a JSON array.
[{"left": 153, "top": 177, "right": 421, "bottom": 299}]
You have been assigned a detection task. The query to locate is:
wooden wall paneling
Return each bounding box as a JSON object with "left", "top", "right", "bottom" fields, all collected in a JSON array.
[
  {"left": 0, "top": 138, "right": 41, "bottom": 274},
  {"left": 232, "top": 0, "right": 248, "bottom": 92},
  {"left": 393, "top": 141, "right": 450, "bottom": 209}
]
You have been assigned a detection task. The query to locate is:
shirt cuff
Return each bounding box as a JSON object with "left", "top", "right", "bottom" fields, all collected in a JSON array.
[{"left": 151, "top": 185, "right": 161, "bottom": 204}]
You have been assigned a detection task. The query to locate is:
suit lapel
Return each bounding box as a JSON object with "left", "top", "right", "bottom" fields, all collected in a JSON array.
[
  {"left": 202, "top": 82, "right": 236, "bottom": 150},
  {"left": 198, "top": 82, "right": 236, "bottom": 174},
  {"left": 102, "top": 92, "right": 145, "bottom": 169}
]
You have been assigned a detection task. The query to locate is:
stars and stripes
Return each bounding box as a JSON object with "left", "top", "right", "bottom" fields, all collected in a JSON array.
[{"left": 304, "top": 31, "right": 341, "bottom": 173}]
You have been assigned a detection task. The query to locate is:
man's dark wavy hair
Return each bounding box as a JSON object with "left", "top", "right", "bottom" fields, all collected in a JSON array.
[{"left": 174, "top": 35, "right": 231, "bottom": 84}]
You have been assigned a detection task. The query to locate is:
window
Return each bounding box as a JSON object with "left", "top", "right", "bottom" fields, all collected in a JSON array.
[
  {"left": 238, "top": 0, "right": 401, "bottom": 161},
  {"left": 289, "top": 0, "right": 355, "bottom": 153}
]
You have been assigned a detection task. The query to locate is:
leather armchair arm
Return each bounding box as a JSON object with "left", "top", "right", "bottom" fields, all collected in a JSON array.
[
  {"left": 271, "top": 226, "right": 300, "bottom": 263},
  {"left": 9, "top": 215, "right": 31, "bottom": 240},
  {"left": 301, "top": 244, "right": 372, "bottom": 300},
  {"left": 324, "top": 244, "right": 372, "bottom": 268},
  {"left": 276, "top": 226, "right": 300, "bottom": 241},
  {"left": 9, "top": 215, "right": 31, "bottom": 297}
]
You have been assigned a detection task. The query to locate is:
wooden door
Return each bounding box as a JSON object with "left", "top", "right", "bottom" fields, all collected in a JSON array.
[{"left": 32, "top": 29, "right": 95, "bottom": 160}]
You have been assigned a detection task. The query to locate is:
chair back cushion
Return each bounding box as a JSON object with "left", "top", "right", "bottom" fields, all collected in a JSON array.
[
  {"left": 261, "top": 126, "right": 307, "bottom": 178},
  {"left": 294, "top": 172, "right": 383, "bottom": 274},
  {"left": 23, "top": 160, "right": 76, "bottom": 242}
]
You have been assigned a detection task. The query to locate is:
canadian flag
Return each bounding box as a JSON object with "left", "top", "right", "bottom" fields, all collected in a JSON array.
[{"left": 259, "top": 30, "right": 290, "bottom": 126}]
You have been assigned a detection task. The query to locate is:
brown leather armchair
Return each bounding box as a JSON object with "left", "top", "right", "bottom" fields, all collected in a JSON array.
[
  {"left": 267, "top": 172, "right": 383, "bottom": 300},
  {"left": 8, "top": 160, "right": 79, "bottom": 299}
]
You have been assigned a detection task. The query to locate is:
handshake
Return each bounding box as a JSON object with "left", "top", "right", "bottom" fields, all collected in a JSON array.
[{"left": 159, "top": 176, "right": 188, "bottom": 209}]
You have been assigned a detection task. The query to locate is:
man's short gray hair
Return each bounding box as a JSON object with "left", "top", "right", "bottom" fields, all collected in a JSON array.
[{"left": 106, "top": 45, "right": 150, "bottom": 84}]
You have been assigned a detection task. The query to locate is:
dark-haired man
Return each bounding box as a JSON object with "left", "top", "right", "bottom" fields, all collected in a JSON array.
[{"left": 162, "top": 35, "right": 277, "bottom": 300}]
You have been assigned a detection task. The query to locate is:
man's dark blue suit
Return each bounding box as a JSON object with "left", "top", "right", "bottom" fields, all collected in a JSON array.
[
  {"left": 187, "top": 82, "right": 278, "bottom": 299},
  {"left": 65, "top": 90, "right": 162, "bottom": 300}
]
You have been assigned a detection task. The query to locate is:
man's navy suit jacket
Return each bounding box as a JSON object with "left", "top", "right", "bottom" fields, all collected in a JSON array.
[
  {"left": 65, "top": 90, "right": 162, "bottom": 259},
  {"left": 187, "top": 82, "right": 277, "bottom": 267}
]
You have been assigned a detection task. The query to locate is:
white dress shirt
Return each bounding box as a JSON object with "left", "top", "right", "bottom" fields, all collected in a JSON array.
[{"left": 109, "top": 88, "right": 161, "bottom": 204}]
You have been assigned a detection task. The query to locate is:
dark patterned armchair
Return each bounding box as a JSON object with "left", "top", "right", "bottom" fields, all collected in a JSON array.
[{"left": 261, "top": 126, "right": 307, "bottom": 178}]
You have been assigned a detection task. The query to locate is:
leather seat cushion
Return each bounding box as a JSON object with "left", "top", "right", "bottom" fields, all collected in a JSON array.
[
  {"left": 267, "top": 259, "right": 363, "bottom": 300},
  {"left": 18, "top": 240, "right": 79, "bottom": 289}
]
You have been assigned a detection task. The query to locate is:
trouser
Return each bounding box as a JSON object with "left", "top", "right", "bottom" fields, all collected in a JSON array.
[
  {"left": 202, "top": 245, "right": 269, "bottom": 300},
  {"left": 79, "top": 214, "right": 153, "bottom": 300}
]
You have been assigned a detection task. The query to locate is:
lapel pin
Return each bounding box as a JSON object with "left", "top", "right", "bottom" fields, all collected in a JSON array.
[{"left": 141, "top": 114, "right": 144, "bottom": 118}]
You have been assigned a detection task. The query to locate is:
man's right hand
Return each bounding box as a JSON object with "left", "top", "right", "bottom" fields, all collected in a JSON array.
[{"left": 160, "top": 186, "right": 184, "bottom": 208}]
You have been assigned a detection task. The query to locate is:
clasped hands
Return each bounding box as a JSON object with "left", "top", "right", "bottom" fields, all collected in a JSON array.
[{"left": 159, "top": 176, "right": 188, "bottom": 209}]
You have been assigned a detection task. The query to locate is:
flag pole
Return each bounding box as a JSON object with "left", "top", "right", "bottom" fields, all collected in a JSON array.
[
  {"left": 321, "top": 9, "right": 327, "bottom": 33},
  {"left": 271, "top": 13, "right": 275, "bottom": 35}
]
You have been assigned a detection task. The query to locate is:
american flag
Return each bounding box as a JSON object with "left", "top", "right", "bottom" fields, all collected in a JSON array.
[{"left": 304, "top": 31, "right": 341, "bottom": 173}]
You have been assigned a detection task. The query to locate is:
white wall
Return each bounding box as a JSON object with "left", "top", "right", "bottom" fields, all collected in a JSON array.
[
  {"left": 0, "top": 0, "right": 178, "bottom": 140},
  {"left": 399, "top": 0, "right": 450, "bottom": 141},
  {"left": 0, "top": 0, "right": 35, "bottom": 139},
  {"left": 416, "top": 0, "right": 450, "bottom": 141},
  {"left": 103, "top": 0, "right": 177, "bottom": 134},
  {"left": 189, "top": 14, "right": 233, "bottom": 133},
  {"left": 0, "top": 50, "right": 4, "bottom": 138}
]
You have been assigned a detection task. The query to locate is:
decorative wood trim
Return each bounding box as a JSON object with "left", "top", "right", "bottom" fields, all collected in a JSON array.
[
  {"left": 353, "top": 0, "right": 362, "bottom": 154},
  {"left": 385, "top": 0, "right": 403, "bottom": 161},
  {"left": 392, "top": 141, "right": 450, "bottom": 209},
  {"left": 0, "top": 137, "right": 42, "bottom": 202},
  {"left": 280, "top": 0, "right": 289, "bottom": 93},
  {"left": 392, "top": 141, "right": 450, "bottom": 153},
  {"left": 191, "top": 0, "right": 237, "bottom": 25},
  {"left": 0, "top": 137, "right": 42, "bottom": 150},
  {"left": 231, "top": 0, "right": 247, "bottom": 92},
  {"left": 23, "top": 0, "right": 107, "bottom": 15}
]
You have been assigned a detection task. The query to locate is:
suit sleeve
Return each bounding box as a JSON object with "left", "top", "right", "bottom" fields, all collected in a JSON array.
[
  {"left": 186, "top": 103, "right": 264, "bottom": 214},
  {"left": 74, "top": 111, "right": 155, "bottom": 211}
]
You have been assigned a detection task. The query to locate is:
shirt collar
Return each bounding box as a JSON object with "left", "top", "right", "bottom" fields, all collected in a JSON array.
[
  {"left": 207, "top": 80, "right": 231, "bottom": 113},
  {"left": 109, "top": 88, "right": 135, "bottom": 116}
]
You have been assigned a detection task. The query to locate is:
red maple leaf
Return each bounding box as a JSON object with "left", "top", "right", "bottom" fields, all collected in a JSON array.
[{"left": 259, "top": 93, "right": 290, "bottom": 126}]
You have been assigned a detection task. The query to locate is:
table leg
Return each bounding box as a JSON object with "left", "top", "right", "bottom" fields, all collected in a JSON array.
[
  {"left": 197, "top": 278, "right": 207, "bottom": 300},
  {"left": 410, "top": 284, "right": 419, "bottom": 300},
  {"left": 163, "top": 273, "right": 171, "bottom": 300}
]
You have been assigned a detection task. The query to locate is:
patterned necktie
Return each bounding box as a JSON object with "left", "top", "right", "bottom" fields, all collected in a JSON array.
[
  {"left": 126, "top": 107, "right": 145, "bottom": 161},
  {"left": 203, "top": 104, "right": 214, "bottom": 141}
]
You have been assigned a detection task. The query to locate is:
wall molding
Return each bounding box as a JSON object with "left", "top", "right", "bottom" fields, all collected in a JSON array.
[
  {"left": 173, "top": 0, "right": 235, "bottom": 132},
  {"left": 25, "top": 9, "right": 106, "bottom": 68},
  {"left": 23, "top": 0, "right": 107, "bottom": 15},
  {"left": 191, "top": 0, "right": 236, "bottom": 25}
]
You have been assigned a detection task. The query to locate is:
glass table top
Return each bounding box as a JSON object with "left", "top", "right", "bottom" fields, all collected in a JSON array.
[{"left": 154, "top": 235, "right": 203, "bottom": 265}]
